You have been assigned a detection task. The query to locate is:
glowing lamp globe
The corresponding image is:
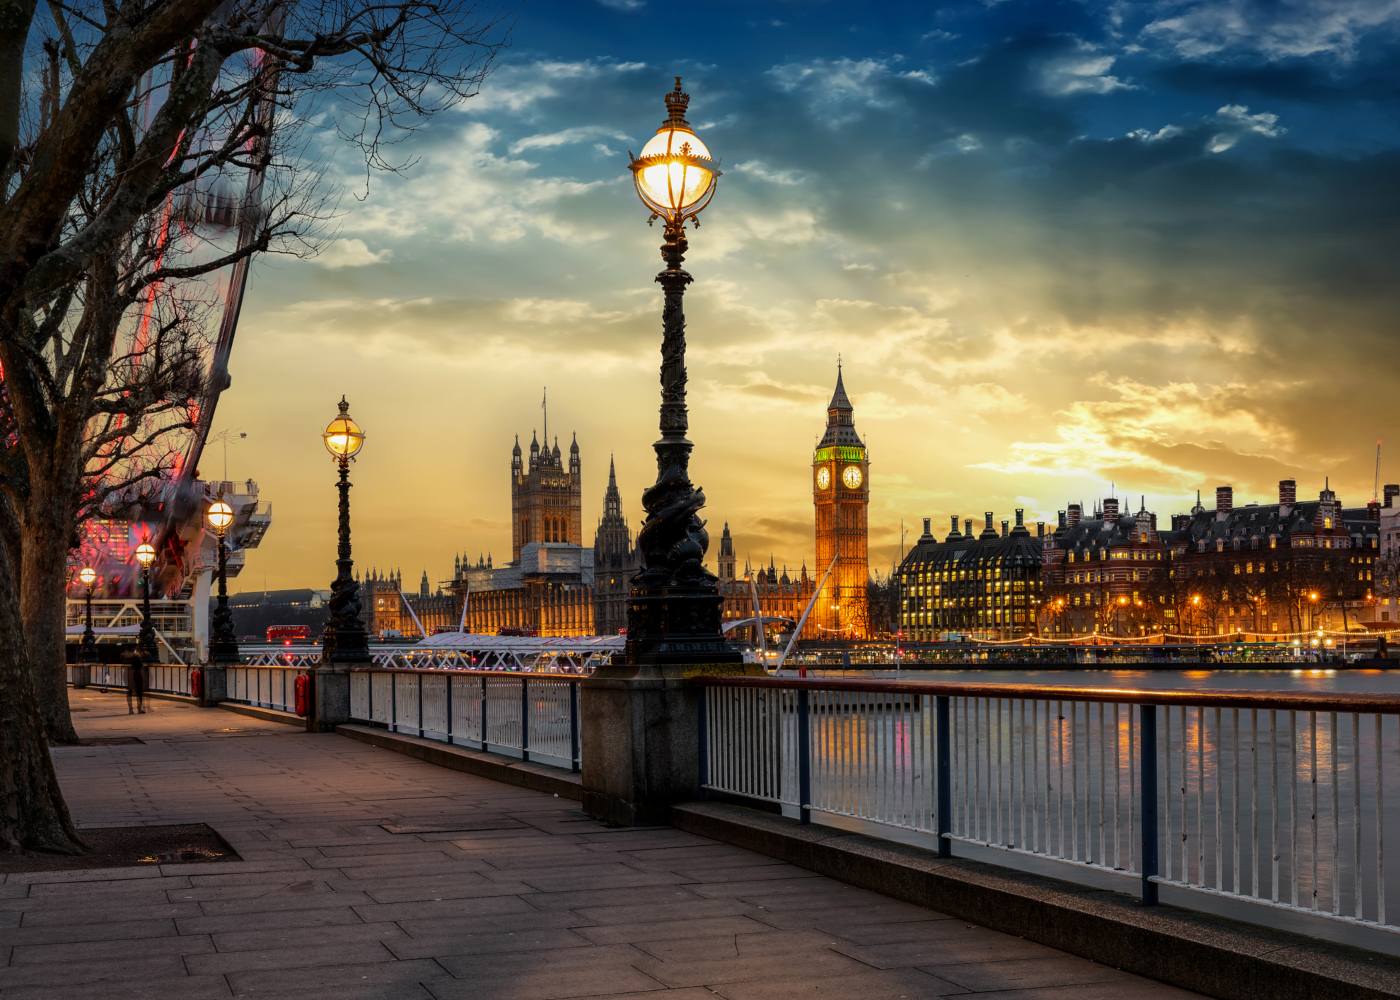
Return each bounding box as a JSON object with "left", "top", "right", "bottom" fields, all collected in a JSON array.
[
  {"left": 135, "top": 542, "right": 156, "bottom": 569},
  {"left": 78, "top": 567, "right": 96, "bottom": 587},
  {"left": 323, "top": 396, "right": 365, "bottom": 460},
  {"left": 629, "top": 77, "right": 720, "bottom": 225},
  {"left": 207, "top": 499, "right": 234, "bottom": 533}
]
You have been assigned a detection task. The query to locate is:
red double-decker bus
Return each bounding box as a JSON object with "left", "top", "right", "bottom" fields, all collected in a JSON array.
[{"left": 266, "top": 625, "right": 310, "bottom": 645}]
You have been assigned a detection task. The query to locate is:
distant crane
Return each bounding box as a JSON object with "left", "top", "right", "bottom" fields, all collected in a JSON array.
[{"left": 1376, "top": 439, "right": 1384, "bottom": 501}]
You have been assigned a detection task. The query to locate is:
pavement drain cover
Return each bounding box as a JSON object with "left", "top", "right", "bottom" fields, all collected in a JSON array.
[{"left": 139, "top": 846, "right": 228, "bottom": 865}]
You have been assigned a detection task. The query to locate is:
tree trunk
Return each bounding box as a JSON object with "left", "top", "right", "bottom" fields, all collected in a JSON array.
[
  {"left": 0, "top": 536, "right": 81, "bottom": 853},
  {"left": 21, "top": 499, "right": 79, "bottom": 745}
]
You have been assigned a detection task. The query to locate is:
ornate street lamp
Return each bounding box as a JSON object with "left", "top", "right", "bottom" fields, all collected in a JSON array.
[
  {"left": 623, "top": 77, "right": 737, "bottom": 666},
  {"left": 207, "top": 497, "right": 240, "bottom": 664},
  {"left": 321, "top": 396, "right": 369, "bottom": 664},
  {"left": 77, "top": 566, "right": 98, "bottom": 663},
  {"left": 134, "top": 541, "right": 158, "bottom": 661}
]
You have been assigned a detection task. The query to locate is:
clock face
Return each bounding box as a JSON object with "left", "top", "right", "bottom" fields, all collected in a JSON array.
[
  {"left": 816, "top": 467, "right": 831, "bottom": 490},
  {"left": 842, "top": 465, "right": 864, "bottom": 490}
]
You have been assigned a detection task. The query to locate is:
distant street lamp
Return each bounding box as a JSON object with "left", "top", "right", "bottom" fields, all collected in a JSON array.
[
  {"left": 321, "top": 396, "right": 369, "bottom": 664},
  {"left": 207, "top": 498, "right": 240, "bottom": 664},
  {"left": 623, "top": 77, "right": 737, "bottom": 666},
  {"left": 135, "top": 541, "right": 158, "bottom": 661},
  {"left": 77, "top": 566, "right": 98, "bottom": 663}
]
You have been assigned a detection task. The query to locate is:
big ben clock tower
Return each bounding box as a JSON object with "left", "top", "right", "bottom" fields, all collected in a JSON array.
[{"left": 812, "top": 362, "right": 870, "bottom": 638}]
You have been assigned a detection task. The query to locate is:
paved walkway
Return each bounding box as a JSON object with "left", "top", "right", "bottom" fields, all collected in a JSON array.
[{"left": 0, "top": 690, "right": 1204, "bottom": 999}]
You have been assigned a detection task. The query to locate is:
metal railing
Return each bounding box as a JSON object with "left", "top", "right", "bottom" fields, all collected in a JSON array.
[
  {"left": 698, "top": 676, "right": 1400, "bottom": 941},
  {"left": 67, "top": 663, "right": 191, "bottom": 695},
  {"left": 225, "top": 664, "right": 300, "bottom": 713},
  {"left": 349, "top": 668, "right": 581, "bottom": 771}
]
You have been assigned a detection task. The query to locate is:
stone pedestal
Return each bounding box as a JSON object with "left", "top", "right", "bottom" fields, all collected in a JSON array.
[
  {"left": 72, "top": 663, "right": 90, "bottom": 689},
  {"left": 312, "top": 663, "right": 354, "bottom": 733},
  {"left": 199, "top": 664, "right": 228, "bottom": 707},
  {"left": 581, "top": 658, "right": 759, "bottom": 826}
]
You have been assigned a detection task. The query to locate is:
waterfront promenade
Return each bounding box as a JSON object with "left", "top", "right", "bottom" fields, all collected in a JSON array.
[{"left": 0, "top": 689, "right": 1201, "bottom": 999}]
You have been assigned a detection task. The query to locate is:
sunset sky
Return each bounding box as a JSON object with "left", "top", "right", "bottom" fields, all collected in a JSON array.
[{"left": 214, "top": 0, "right": 1400, "bottom": 592}]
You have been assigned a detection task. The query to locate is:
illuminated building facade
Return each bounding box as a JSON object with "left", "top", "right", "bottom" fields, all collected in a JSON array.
[
  {"left": 812, "top": 365, "right": 870, "bottom": 638},
  {"left": 715, "top": 523, "right": 816, "bottom": 626},
  {"left": 1166, "top": 481, "right": 1377, "bottom": 634},
  {"left": 1040, "top": 498, "right": 1168, "bottom": 636},
  {"left": 592, "top": 458, "right": 640, "bottom": 635},
  {"left": 511, "top": 426, "right": 582, "bottom": 562},
  {"left": 896, "top": 510, "right": 1044, "bottom": 641}
]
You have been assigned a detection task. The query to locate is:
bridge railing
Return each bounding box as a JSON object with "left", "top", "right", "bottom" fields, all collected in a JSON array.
[
  {"left": 697, "top": 675, "right": 1400, "bottom": 940},
  {"left": 349, "top": 668, "right": 581, "bottom": 771},
  {"left": 225, "top": 664, "right": 300, "bottom": 713}
]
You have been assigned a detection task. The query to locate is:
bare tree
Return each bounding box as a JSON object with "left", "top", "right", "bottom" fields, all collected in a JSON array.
[{"left": 0, "top": 0, "right": 502, "bottom": 851}]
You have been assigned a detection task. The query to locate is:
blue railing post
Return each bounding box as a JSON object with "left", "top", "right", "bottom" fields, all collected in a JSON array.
[
  {"left": 445, "top": 675, "right": 453, "bottom": 744},
  {"left": 697, "top": 685, "right": 709, "bottom": 791},
  {"left": 418, "top": 675, "right": 425, "bottom": 738},
  {"left": 936, "top": 695, "right": 952, "bottom": 858},
  {"left": 797, "top": 688, "right": 812, "bottom": 824},
  {"left": 1139, "top": 703, "right": 1160, "bottom": 905},
  {"left": 391, "top": 671, "right": 398, "bottom": 733},
  {"left": 520, "top": 676, "right": 530, "bottom": 761},
  {"left": 569, "top": 682, "right": 580, "bottom": 772},
  {"left": 480, "top": 677, "right": 489, "bottom": 753}
]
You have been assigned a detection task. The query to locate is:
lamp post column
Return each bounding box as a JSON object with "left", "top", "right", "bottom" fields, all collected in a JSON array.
[
  {"left": 317, "top": 396, "right": 368, "bottom": 731},
  {"left": 584, "top": 78, "right": 750, "bottom": 829},
  {"left": 138, "top": 567, "right": 158, "bottom": 662},
  {"left": 209, "top": 532, "right": 240, "bottom": 664}
]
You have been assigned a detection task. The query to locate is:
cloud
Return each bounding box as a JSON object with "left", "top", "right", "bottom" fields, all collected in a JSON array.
[
  {"left": 767, "top": 57, "right": 936, "bottom": 125},
  {"left": 731, "top": 160, "right": 807, "bottom": 185},
  {"left": 1207, "top": 104, "right": 1285, "bottom": 152},
  {"left": 1143, "top": 0, "right": 1400, "bottom": 61},
  {"left": 1038, "top": 43, "right": 1133, "bottom": 96},
  {"left": 596, "top": 0, "right": 644, "bottom": 8},
  {"left": 313, "top": 238, "right": 392, "bottom": 270},
  {"left": 509, "top": 125, "right": 630, "bottom": 154}
]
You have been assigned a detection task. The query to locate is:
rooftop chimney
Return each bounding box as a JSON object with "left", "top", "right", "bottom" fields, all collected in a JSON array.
[
  {"left": 1015, "top": 508, "right": 1025, "bottom": 528},
  {"left": 1001, "top": 519, "right": 1009, "bottom": 537},
  {"left": 949, "top": 515, "right": 960, "bottom": 538},
  {"left": 1057, "top": 510, "right": 1067, "bottom": 530},
  {"left": 1369, "top": 500, "right": 1382, "bottom": 521},
  {"left": 1103, "top": 497, "right": 1120, "bottom": 523},
  {"left": 922, "top": 517, "right": 931, "bottom": 536},
  {"left": 984, "top": 511, "right": 995, "bottom": 536},
  {"left": 1279, "top": 479, "right": 1297, "bottom": 507},
  {"left": 1037, "top": 521, "right": 1046, "bottom": 538},
  {"left": 1216, "top": 485, "right": 1233, "bottom": 514},
  {"left": 1386, "top": 484, "right": 1399, "bottom": 508},
  {"left": 1067, "top": 503, "right": 1082, "bottom": 528},
  {"left": 1171, "top": 513, "right": 1189, "bottom": 532}
]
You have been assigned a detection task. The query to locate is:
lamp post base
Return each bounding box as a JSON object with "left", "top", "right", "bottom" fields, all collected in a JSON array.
[
  {"left": 623, "top": 590, "right": 743, "bottom": 668},
  {"left": 582, "top": 654, "right": 761, "bottom": 827}
]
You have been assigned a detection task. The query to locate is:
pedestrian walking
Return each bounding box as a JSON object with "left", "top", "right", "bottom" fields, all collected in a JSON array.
[{"left": 126, "top": 652, "right": 147, "bottom": 714}]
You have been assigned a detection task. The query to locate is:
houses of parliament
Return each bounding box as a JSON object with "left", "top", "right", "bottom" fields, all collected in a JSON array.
[{"left": 362, "top": 370, "right": 872, "bottom": 641}]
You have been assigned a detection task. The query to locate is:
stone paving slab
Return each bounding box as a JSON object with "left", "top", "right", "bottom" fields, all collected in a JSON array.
[{"left": 0, "top": 689, "right": 1205, "bottom": 999}]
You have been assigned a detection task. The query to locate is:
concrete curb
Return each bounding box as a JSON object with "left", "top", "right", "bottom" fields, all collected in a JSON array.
[
  {"left": 216, "top": 702, "right": 305, "bottom": 727},
  {"left": 335, "top": 724, "right": 583, "bottom": 801},
  {"left": 671, "top": 801, "right": 1400, "bottom": 1000}
]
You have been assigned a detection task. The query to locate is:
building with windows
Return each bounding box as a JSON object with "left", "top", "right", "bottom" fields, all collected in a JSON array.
[
  {"left": 1167, "top": 481, "right": 1378, "bottom": 635},
  {"left": 811, "top": 364, "right": 870, "bottom": 638},
  {"left": 896, "top": 510, "right": 1044, "bottom": 641},
  {"left": 1040, "top": 498, "right": 1168, "bottom": 637}
]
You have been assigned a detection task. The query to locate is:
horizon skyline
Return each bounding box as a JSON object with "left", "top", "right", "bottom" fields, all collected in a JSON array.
[{"left": 207, "top": 0, "right": 1400, "bottom": 591}]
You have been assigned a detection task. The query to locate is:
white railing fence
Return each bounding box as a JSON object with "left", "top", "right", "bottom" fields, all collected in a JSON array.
[
  {"left": 699, "top": 677, "right": 1400, "bottom": 944},
  {"left": 67, "top": 662, "right": 190, "bottom": 695},
  {"left": 225, "top": 664, "right": 300, "bottom": 713},
  {"left": 349, "top": 669, "right": 581, "bottom": 771}
]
